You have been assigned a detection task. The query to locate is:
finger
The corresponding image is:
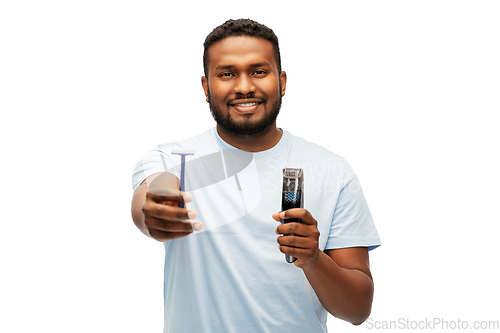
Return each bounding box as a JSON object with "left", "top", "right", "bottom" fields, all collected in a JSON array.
[
  {"left": 148, "top": 217, "right": 203, "bottom": 233},
  {"left": 272, "top": 212, "right": 281, "bottom": 222},
  {"left": 276, "top": 222, "right": 320, "bottom": 238},
  {"left": 147, "top": 216, "right": 197, "bottom": 233},
  {"left": 277, "top": 234, "right": 317, "bottom": 249},
  {"left": 147, "top": 190, "right": 193, "bottom": 204},
  {"left": 148, "top": 187, "right": 181, "bottom": 199},
  {"left": 145, "top": 202, "right": 195, "bottom": 221},
  {"left": 276, "top": 222, "right": 305, "bottom": 235},
  {"left": 276, "top": 222, "right": 299, "bottom": 235},
  {"left": 182, "top": 192, "right": 193, "bottom": 203},
  {"left": 278, "top": 244, "right": 318, "bottom": 264},
  {"left": 149, "top": 229, "right": 193, "bottom": 242},
  {"left": 278, "top": 208, "right": 316, "bottom": 225}
]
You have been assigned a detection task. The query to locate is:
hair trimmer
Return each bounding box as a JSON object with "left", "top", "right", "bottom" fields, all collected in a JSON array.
[{"left": 281, "top": 168, "right": 304, "bottom": 263}]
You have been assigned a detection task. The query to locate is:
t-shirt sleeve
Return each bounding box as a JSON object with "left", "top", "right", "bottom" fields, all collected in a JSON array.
[
  {"left": 131, "top": 144, "right": 181, "bottom": 191},
  {"left": 325, "top": 161, "right": 380, "bottom": 251}
]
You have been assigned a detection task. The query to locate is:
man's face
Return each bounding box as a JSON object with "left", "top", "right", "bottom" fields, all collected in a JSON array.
[{"left": 202, "top": 36, "right": 287, "bottom": 136}]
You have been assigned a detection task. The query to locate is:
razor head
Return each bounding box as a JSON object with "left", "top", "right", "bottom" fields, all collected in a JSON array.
[
  {"left": 171, "top": 149, "right": 195, "bottom": 156},
  {"left": 283, "top": 168, "right": 303, "bottom": 179},
  {"left": 282, "top": 168, "right": 303, "bottom": 193}
]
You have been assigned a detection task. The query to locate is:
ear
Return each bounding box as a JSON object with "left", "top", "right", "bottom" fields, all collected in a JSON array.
[
  {"left": 279, "top": 71, "right": 287, "bottom": 97},
  {"left": 201, "top": 76, "right": 209, "bottom": 102}
]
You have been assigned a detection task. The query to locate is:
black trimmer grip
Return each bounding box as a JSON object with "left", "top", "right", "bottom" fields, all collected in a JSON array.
[{"left": 281, "top": 168, "right": 304, "bottom": 263}]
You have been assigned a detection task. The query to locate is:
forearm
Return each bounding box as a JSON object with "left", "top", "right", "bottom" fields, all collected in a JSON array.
[{"left": 302, "top": 251, "right": 374, "bottom": 325}]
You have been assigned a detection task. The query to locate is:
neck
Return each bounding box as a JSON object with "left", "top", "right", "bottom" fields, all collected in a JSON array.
[{"left": 216, "top": 122, "right": 283, "bottom": 152}]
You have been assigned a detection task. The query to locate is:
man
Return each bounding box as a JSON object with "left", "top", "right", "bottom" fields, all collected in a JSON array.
[{"left": 131, "top": 19, "right": 380, "bottom": 332}]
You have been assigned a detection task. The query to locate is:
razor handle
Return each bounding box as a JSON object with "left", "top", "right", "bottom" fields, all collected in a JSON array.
[{"left": 281, "top": 190, "right": 302, "bottom": 263}]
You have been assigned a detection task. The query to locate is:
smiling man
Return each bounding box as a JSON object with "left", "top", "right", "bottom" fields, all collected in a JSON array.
[
  {"left": 131, "top": 19, "right": 380, "bottom": 332},
  {"left": 202, "top": 34, "right": 286, "bottom": 151}
]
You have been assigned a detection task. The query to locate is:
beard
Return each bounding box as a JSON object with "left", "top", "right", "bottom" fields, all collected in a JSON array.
[{"left": 208, "top": 86, "right": 282, "bottom": 136}]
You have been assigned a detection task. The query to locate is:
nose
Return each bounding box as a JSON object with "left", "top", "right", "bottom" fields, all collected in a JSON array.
[{"left": 233, "top": 75, "right": 256, "bottom": 95}]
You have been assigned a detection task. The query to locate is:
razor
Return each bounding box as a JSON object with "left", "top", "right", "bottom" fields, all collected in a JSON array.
[{"left": 172, "top": 150, "right": 194, "bottom": 208}]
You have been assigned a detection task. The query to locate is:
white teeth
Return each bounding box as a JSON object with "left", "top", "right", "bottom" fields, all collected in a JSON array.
[{"left": 235, "top": 102, "right": 258, "bottom": 107}]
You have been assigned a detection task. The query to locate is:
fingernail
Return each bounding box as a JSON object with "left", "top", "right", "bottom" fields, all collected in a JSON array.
[
  {"left": 187, "top": 210, "right": 197, "bottom": 220},
  {"left": 182, "top": 193, "right": 193, "bottom": 203},
  {"left": 280, "top": 211, "right": 286, "bottom": 219},
  {"left": 192, "top": 222, "right": 203, "bottom": 231}
]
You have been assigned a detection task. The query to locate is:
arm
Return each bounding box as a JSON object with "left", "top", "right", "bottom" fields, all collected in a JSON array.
[
  {"left": 274, "top": 209, "right": 373, "bottom": 325},
  {"left": 131, "top": 172, "right": 202, "bottom": 241},
  {"left": 303, "top": 247, "right": 373, "bottom": 325}
]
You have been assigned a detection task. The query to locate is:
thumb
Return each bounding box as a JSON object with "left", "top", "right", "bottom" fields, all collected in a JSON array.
[
  {"left": 272, "top": 212, "right": 284, "bottom": 222},
  {"left": 147, "top": 189, "right": 193, "bottom": 204}
]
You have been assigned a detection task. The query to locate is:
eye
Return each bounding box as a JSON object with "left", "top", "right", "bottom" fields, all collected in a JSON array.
[
  {"left": 253, "top": 70, "right": 267, "bottom": 76},
  {"left": 219, "top": 72, "right": 234, "bottom": 78}
]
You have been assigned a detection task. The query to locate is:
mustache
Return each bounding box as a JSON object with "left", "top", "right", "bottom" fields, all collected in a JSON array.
[{"left": 227, "top": 94, "right": 267, "bottom": 105}]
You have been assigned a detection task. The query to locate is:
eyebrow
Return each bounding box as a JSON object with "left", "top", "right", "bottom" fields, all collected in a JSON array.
[
  {"left": 215, "top": 62, "right": 272, "bottom": 71},
  {"left": 249, "top": 62, "right": 271, "bottom": 68}
]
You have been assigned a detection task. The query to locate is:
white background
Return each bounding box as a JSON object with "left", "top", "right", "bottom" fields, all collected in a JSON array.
[{"left": 1, "top": 1, "right": 499, "bottom": 332}]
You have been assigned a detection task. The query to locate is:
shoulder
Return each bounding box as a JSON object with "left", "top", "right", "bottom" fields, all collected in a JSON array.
[
  {"left": 282, "top": 130, "right": 357, "bottom": 183},
  {"left": 285, "top": 130, "right": 348, "bottom": 164},
  {"left": 156, "top": 128, "right": 218, "bottom": 156}
]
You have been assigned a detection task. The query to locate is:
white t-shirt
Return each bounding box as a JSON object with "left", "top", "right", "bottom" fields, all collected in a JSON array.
[{"left": 132, "top": 127, "right": 380, "bottom": 333}]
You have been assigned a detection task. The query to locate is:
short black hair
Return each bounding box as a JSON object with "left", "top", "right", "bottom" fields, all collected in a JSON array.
[{"left": 203, "top": 19, "right": 282, "bottom": 77}]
